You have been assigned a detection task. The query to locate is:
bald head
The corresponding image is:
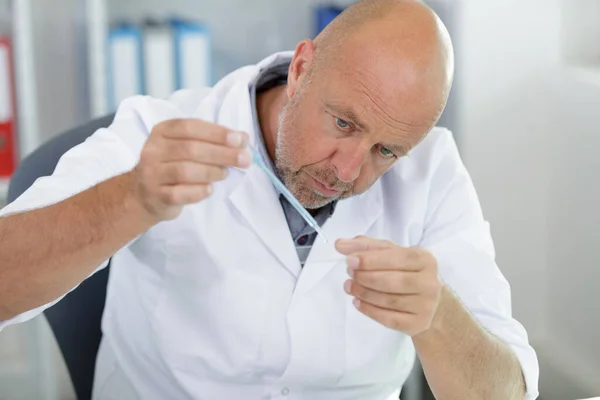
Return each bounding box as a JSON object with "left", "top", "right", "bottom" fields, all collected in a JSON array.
[
  {"left": 315, "top": 0, "right": 453, "bottom": 66},
  {"left": 311, "top": 0, "right": 454, "bottom": 125}
]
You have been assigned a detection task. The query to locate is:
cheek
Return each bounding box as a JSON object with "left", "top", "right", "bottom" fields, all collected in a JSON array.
[
  {"left": 308, "top": 138, "right": 337, "bottom": 165},
  {"left": 282, "top": 96, "right": 339, "bottom": 166},
  {"left": 293, "top": 123, "right": 337, "bottom": 165}
]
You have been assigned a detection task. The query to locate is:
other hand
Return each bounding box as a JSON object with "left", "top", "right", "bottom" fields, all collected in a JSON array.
[{"left": 336, "top": 236, "right": 442, "bottom": 337}]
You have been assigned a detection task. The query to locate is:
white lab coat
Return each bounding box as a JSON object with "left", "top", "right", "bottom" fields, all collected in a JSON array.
[{"left": 0, "top": 52, "right": 539, "bottom": 399}]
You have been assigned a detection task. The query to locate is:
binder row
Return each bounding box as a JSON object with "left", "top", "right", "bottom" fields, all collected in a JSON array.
[
  {"left": 107, "top": 5, "right": 345, "bottom": 113},
  {"left": 107, "top": 19, "right": 212, "bottom": 112}
]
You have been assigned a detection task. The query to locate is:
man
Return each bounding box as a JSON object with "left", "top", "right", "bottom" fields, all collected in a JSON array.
[{"left": 0, "top": 0, "right": 538, "bottom": 399}]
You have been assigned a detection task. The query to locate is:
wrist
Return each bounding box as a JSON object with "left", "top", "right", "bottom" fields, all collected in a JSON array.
[
  {"left": 121, "top": 171, "right": 161, "bottom": 229},
  {"left": 413, "top": 284, "right": 451, "bottom": 344}
]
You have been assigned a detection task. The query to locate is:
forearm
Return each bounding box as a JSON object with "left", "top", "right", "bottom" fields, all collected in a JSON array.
[
  {"left": 413, "top": 286, "right": 525, "bottom": 400},
  {"left": 0, "top": 172, "right": 156, "bottom": 320}
]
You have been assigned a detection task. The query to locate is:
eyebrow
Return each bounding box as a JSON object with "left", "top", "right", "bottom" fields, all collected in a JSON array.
[{"left": 326, "top": 103, "right": 368, "bottom": 131}]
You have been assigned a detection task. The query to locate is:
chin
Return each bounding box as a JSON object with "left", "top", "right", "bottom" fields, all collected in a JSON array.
[
  {"left": 289, "top": 175, "right": 344, "bottom": 209},
  {"left": 295, "top": 190, "right": 328, "bottom": 210},
  {"left": 304, "top": 191, "right": 341, "bottom": 209}
]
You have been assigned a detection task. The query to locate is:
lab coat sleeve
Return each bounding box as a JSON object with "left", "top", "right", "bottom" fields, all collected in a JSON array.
[
  {"left": 417, "top": 131, "right": 540, "bottom": 399},
  {"left": 0, "top": 96, "right": 150, "bottom": 331}
]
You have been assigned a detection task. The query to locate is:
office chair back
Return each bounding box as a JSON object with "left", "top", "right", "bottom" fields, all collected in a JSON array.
[{"left": 7, "top": 114, "right": 116, "bottom": 400}]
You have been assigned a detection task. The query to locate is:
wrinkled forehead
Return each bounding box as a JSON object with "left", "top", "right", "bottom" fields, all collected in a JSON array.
[
  {"left": 325, "top": 20, "right": 446, "bottom": 100},
  {"left": 313, "top": 48, "right": 443, "bottom": 140}
]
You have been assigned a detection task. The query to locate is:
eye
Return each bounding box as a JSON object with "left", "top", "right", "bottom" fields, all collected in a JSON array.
[
  {"left": 377, "top": 145, "right": 397, "bottom": 159},
  {"left": 334, "top": 117, "right": 352, "bottom": 131}
]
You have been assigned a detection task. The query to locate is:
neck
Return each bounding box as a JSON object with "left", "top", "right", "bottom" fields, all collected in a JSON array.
[{"left": 256, "top": 85, "right": 288, "bottom": 164}]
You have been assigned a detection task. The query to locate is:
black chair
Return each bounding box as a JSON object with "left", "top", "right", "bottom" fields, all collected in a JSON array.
[{"left": 7, "top": 114, "right": 116, "bottom": 400}]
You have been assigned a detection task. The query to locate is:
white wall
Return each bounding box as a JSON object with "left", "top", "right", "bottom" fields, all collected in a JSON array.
[
  {"left": 457, "top": 0, "right": 600, "bottom": 397},
  {"left": 458, "top": 0, "right": 559, "bottom": 341},
  {"left": 544, "top": 70, "right": 600, "bottom": 396}
]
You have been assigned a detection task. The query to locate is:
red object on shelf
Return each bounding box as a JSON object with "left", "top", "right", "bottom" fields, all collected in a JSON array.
[{"left": 0, "top": 36, "right": 17, "bottom": 179}]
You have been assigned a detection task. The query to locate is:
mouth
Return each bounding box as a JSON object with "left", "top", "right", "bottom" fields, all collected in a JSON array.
[{"left": 307, "top": 174, "right": 341, "bottom": 197}]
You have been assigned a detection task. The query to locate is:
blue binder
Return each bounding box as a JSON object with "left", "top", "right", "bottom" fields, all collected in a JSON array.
[
  {"left": 142, "top": 19, "right": 177, "bottom": 100},
  {"left": 315, "top": 5, "right": 344, "bottom": 36},
  {"left": 171, "top": 19, "right": 212, "bottom": 90},
  {"left": 106, "top": 23, "right": 145, "bottom": 112}
]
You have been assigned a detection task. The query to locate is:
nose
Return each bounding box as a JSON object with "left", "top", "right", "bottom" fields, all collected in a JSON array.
[{"left": 332, "top": 141, "right": 370, "bottom": 183}]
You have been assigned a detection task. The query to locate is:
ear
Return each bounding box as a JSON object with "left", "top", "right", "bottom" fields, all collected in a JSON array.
[{"left": 287, "top": 39, "right": 316, "bottom": 98}]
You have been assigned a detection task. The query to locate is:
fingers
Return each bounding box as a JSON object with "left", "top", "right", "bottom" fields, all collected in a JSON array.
[
  {"left": 146, "top": 119, "right": 252, "bottom": 169},
  {"left": 346, "top": 279, "right": 441, "bottom": 336},
  {"left": 349, "top": 270, "right": 422, "bottom": 294},
  {"left": 135, "top": 120, "right": 253, "bottom": 221},
  {"left": 351, "top": 299, "right": 416, "bottom": 333},
  {"left": 336, "top": 237, "right": 441, "bottom": 337},
  {"left": 158, "top": 162, "right": 228, "bottom": 185},
  {"left": 158, "top": 184, "right": 214, "bottom": 205},
  {"left": 344, "top": 279, "right": 420, "bottom": 313},
  {"left": 335, "top": 236, "right": 394, "bottom": 255},
  {"left": 346, "top": 247, "right": 432, "bottom": 272},
  {"left": 157, "top": 140, "right": 252, "bottom": 168},
  {"left": 159, "top": 119, "right": 249, "bottom": 148}
]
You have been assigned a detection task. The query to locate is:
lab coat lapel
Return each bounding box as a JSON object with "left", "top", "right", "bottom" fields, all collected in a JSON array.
[
  {"left": 294, "top": 180, "right": 384, "bottom": 295},
  {"left": 214, "top": 69, "right": 301, "bottom": 278},
  {"left": 228, "top": 166, "right": 302, "bottom": 278}
]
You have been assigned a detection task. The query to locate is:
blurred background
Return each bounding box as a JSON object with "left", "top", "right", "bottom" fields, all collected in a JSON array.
[{"left": 0, "top": 0, "right": 599, "bottom": 399}]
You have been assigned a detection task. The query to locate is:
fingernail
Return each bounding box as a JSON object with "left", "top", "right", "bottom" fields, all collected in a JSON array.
[
  {"left": 344, "top": 280, "right": 352, "bottom": 294},
  {"left": 238, "top": 151, "right": 252, "bottom": 167},
  {"left": 226, "top": 131, "right": 242, "bottom": 147},
  {"left": 353, "top": 298, "right": 361, "bottom": 309},
  {"left": 346, "top": 265, "right": 355, "bottom": 278},
  {"left": 347, "top": 256, "right": 360, "bottom": 269},
  {"left": 206, "top": 184, "right": 213, "bottom": 194}
]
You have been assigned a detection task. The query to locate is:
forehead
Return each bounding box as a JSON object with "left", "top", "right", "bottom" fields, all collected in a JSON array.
[
  {"left": 315, "top": 61, "right": 436, "bottom": 143},
  {"left": 320, "top": 43, "right": 442, "bottom": 136}
]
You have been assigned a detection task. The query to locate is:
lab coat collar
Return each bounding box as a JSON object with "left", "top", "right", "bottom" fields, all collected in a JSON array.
[
  {"left": 229, "top": 164, "right": 302, "bottom": 277},
  {"left": 212, "top": 52, "right": 303, "bottom": 277}
]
